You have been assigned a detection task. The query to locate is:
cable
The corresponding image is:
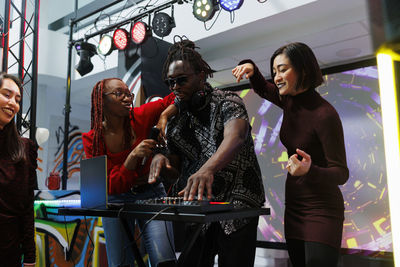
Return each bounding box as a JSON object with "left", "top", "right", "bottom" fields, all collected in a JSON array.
[
  {"left": 164, "top": 220, "right": 176, "bottom": 260},
  {"left": 230, "top": 10, "right": 235, "bottom": 24},
  {"left": 94, "top": 13, "right": 111, "bottom": 31},
  {"left": 117, "top": 206, "right": 174, "bottom": 264},
  {"left": 83, "top": 216, "right": 95, "bottom": 267},
  {"left": 135, "top": 206, "right": 173, "bottom": 242},
  {"left": 63, "top": 215, "right": 77, "bottom": 266},
  {"left": 117, "top": 206, "right": 133, "bottom": 265},
  {"left": 203, "top": 8, "right": 222, "bottom": 31},
  {"left": 166, "top": 184, "right": 174, "bottom": 196},
  {"left": 113, "top": 0, "right": 132, "bottom": 23}
]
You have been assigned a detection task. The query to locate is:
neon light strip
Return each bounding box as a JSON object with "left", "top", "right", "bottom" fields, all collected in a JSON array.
[
  {"left": 34, "top": 199, "right": 81, "bottom": 207},
  {"left": 377, "top": 51, "right": 400, "bottom": 266}
]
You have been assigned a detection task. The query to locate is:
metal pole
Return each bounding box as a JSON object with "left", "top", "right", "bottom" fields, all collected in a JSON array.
[
  {"left": 62, "top": 18, "right": 74, "bottom": 190},
  {"left": 29, "top": 0, "right": 40, "bottom": 141},
  {"left": 80, "top": 0, "right": 178, "bottom": 42},
  {"left": 2, "top": 0, "right": 11, "bottom": 72},
  {"left": 17, "top": 0, "right": 26, "bottom": 131}
]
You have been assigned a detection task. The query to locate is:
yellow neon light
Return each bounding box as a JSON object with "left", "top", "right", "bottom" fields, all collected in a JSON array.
[
  {"left": 373, "top": 217, "right": 387, "bottom": 236},
  {"left": 377, "top": 50, "right": 400, "bottom": 266},
  {"left": 346, "top": 237, "right": 358, "bottom": 248}
]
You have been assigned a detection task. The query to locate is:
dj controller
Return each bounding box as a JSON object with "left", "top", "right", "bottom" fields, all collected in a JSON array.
[{"left": 109, "top": 197, "right": 234, "bottom": 213}]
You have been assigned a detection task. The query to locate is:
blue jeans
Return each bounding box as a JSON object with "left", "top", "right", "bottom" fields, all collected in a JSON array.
[{"left": 103, "top": 183, "right": 176, "bottom": 267}]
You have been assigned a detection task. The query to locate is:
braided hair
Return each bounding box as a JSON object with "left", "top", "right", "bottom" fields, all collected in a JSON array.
[
  {"left": 90, "top": 78, "right": 133, "bottom": 157},
  {"left": 162, "top": 36, "right": 214, "bottom": 81}
]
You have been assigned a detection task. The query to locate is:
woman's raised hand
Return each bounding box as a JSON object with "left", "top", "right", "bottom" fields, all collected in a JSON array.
[{"left": 232, "top": 63, "right": 255, "bottom": 83}]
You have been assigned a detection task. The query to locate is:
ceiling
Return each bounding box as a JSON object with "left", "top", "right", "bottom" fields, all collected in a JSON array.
[
  {"left": 198, "top": 0, "right": 374, "bottom": 88},
  {"left": 47, "top": 0, "right": 376, "bottom": 105}
]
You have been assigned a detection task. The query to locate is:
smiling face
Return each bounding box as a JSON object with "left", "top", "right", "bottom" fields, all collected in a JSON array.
[
  {"left": 166, "top": 60, "right": 204, "bottom": 102},
  {"left": 272, "top": 54, "right": 305, "bottom": 96},
  {"left": 102, "top": 79, "right": 133, "bottom": 118},
  {"left": 0, "top": 78, "right": 21, "bottom": 130}
]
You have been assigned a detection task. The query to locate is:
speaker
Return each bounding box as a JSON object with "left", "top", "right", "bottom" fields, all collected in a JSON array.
[
  {"left": 118, "top": 36, "right": 172, "bottom": 100},
  {"left": 368, "top": 0, "right": 400, "bottom": 50}
]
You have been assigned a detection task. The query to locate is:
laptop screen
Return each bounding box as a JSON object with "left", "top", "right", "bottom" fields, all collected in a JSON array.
[{"left": 80, "top": 155, "right": 107, "bottom": 209}]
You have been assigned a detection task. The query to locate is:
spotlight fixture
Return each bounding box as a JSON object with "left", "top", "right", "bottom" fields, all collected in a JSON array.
[
  {"left": 152, "top": 12, "right": 175, "bottom": 38},
  {"left": 131, "top": 21, "right": 151, "bottom": 45},
  {"left": 192, "top": 0, "right": 219, "bottom": 22},
  {"left": 74, "top": 41, "right": 97, "bottom": 76},
  {"left": 219, "top": 0, "right": 244, "bottom": 11},
  {"left": 97, "top": 34, "right": 113, "bottom": 56},
  {"left": 113, "top": 28, "right": 129, "bottom": 50}
]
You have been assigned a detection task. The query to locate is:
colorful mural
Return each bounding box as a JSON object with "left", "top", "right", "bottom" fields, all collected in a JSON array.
[{"left": 34, "top": 206, "right": 107, "bottom": 266}]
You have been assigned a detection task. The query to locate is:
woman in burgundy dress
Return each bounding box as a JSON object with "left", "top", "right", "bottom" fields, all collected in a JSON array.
[
  {"left": 0, "top": 73, "right": 37, "bottom": 266},
  {"left": 232, "top": 43, "right": 349, "bottom": 267}
]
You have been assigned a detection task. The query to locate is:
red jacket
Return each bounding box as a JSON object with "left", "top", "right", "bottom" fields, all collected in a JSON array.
[{"left": 82, "top": 93, "right": 175, "bottom": 195}]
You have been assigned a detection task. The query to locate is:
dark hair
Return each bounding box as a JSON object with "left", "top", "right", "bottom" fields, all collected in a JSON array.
[
  {"left": 162, "top": 38, "right": 213, "bottom": 81},
  {"left": 270, "top": 42, "right": 323, "bottom": 91},
  {"left": 90, "top": 78, "right": 133, "bottom": 157},
  {"left": 0, "top": 72, "right": 25, "bottom": 163}
]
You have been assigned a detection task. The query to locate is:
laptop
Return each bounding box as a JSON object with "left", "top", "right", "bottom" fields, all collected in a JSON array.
[
  {"left": 80, "top": 155, "right": 108, "bottom": 209},
  {"left": 80, "top": 155, "right": 234, "bottom": 213}
]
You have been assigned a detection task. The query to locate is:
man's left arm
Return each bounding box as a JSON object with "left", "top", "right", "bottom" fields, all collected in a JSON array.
[{"left": 182, "top": 118, "right": 249, "bottom": 200}]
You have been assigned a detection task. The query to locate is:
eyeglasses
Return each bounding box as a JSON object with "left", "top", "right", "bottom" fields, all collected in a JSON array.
[
  {"left": 164, "top": 74, "right": 192, "bottom": 89},
  {"left": 103, "top": 91, "right": 134, "bottom": 99}
]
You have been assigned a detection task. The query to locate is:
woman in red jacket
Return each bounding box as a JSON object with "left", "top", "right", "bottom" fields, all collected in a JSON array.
[
  {"left": 0, "top": 72, "right": 37, "bottom": 266},
  {"left": 82, "top": 78, "right": 176, "bottom": 267}
]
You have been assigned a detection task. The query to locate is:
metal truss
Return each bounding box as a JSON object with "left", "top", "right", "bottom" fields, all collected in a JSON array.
[{"left": 1, "top": 0, "right": 40, "bottom": 140}]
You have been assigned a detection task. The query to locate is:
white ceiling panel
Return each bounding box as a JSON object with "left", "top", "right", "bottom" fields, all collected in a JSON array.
[
  {"left": 291, "top": 22, "right": 369, "bottom": 49},
  {"left": 312, "top": 35, "right": 373, "bottom": 68}
]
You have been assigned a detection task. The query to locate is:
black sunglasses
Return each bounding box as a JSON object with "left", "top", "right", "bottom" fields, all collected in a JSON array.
[{"left": 164, "top": 75, "right": 191, "bottom": 89}]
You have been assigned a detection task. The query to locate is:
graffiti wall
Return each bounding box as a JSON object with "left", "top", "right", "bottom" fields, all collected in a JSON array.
[{"left": 34, "top": 190, "right": 107, "bottom": 266}]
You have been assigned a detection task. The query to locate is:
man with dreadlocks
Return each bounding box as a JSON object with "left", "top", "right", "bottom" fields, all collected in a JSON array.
[
  {"left": 149, "top": 38, "right": 265, "bottom": 267},
  {"left": 82, "top": 78, "right": 177, "bottom": 267}
]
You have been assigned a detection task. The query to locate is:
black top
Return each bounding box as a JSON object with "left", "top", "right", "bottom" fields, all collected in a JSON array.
[{"left": 166, "top": 88, "right": 265, "bottom": 234}]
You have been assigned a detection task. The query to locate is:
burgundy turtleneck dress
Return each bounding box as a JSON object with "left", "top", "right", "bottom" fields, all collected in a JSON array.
[
  {"left": 0, "top": 129, "right": 37, "bottom": 265},
  {"left": 243, "top": 59, "right": 349, "bottom": 249}
]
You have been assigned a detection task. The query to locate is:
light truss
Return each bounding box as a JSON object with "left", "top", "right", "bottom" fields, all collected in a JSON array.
[{"left": 1, "top": 0, "right": 40, "bottom": 140}]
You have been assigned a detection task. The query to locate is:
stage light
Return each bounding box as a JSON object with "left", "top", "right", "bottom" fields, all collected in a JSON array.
[
  {"left": 377, "top": 48, "right": 400, "bottom": 267},
  {"left": 113, "top": 28, "right": 129, "bottom": 50},
  {"left": 97, "top": 34, "right": 113, "bottom": 56},
  {"left": 74, "top": 41, "right": 97, "bottom": 76},
  {"left": 219, "top": 0, "right": 244, "bottom": 11},
  {"left": 152, "top": 12, "right": 175, "bottom": 38},
  {"left": 192, "top": 0, "right": 219, "bottom": 22},
  {"left": 131, "top": 21, "right": 151, "bottom": 45}
]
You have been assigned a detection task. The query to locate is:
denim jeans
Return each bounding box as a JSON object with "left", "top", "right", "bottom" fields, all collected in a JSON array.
[{"left": 103, "top": 183, "right": 176, "bottom": 267}]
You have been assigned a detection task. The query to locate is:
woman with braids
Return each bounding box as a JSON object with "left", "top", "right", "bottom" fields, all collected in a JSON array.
[
  {"left": 232, "top": 42, "right": 348, "bottom": 267},
  {"left": 81, "top": 78, "right": 177, "bottom": 267},
  {"left": 0, "top": 73, "right": 37, "bottom": 266},
  {"left": 149, "top": 38, "right": 265, "bottom": 267}
]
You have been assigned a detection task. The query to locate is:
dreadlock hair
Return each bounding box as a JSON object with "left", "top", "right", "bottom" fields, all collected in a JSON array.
[
  {"left": 90, "top": 78, "right": 133, "bottom": 157},
  {"left": 162, "top": 37, "right": 214, "bottom": 81},
  {"left": 0, "top": 72, "right": 25, "bottom": 163}
]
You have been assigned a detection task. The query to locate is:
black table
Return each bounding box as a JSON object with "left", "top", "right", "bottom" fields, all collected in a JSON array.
[{"left": 58, "top": 206, "right": 270, "bottom": 267}]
